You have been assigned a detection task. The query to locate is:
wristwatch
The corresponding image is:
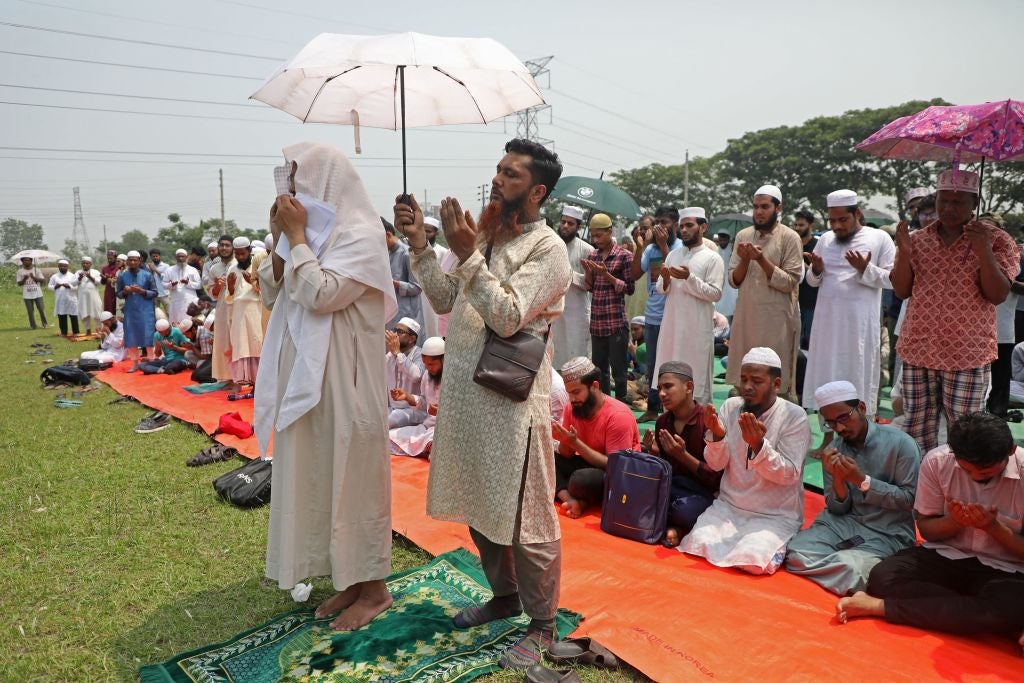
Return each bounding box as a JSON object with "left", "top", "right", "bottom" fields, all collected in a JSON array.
[{"left": 858, "top": 475, "right": 872, "bottom": 492}]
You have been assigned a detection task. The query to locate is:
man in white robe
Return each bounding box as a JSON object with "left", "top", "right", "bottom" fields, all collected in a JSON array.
[
  {"left": 226, "top": 236, "right": 264, "bottom": 392},
  {"left": 654, "top": 207, "right": 724, "bottom": 405},
  {"left": 390, "top": 336, "right": 444, "bottom": 457},
  {"left": 75, "top": 256, "right": 104, "bottom": 334},
  {"left": 714, "top": 231, "right": 737, "bottom": 319},
  {"left": 680, "top": 347, "right": 811, "bottom": 574},
  {"left": 551, "top": 205, "right": 592, "bottom": 368},
  {"left": 163, "top": 248, "right": 201, "bottom": 325},
  {"left": 256, "top": 142, "right": 398, "bottom": 631},
  {"left": 386, "top": 317, "right": 425, "bottom": 428},
  {"left": 48, "top": 259, "right": 80, "bottom": 336},
  {"left": 80, "top": 311, "right": 126, "bottom": 363},
  {"left": 208, "top": 235, "right": 237, "bottom": 382},
  {"left": 418, "top": 217, "right": 448, "bottom": 338},
  {"left": 802, "top": 190, "right": 896, "bottom": 419}
]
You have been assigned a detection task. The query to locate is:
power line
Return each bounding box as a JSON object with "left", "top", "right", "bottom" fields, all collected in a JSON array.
[
  {"left": 0, "top": 155, "right": 497, "bottom": 169},
  {"left": 0, "top": 50, "right": 263, "bottom": 80},
  {"left": 0, "top": 145, "right": 500, "bottom": 162},
  {"left": 550, "top": 122, "right": 673, "bottom": 164},
  {"left": 557, "top": 116, "right": 678, "bottom": 161},
  {"left": 209, "top": 0, "right": 394, "bottom": 34},
  {"left": 0, "top": 83, "right": 264, "bottom": 108}
]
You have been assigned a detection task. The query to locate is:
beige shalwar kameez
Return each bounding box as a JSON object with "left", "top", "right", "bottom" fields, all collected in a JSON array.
[{"left": 209, "top": 258, "right": 236, "bottom": 381}]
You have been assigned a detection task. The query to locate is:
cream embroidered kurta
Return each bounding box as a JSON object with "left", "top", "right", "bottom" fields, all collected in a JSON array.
[
  {"left": 551, "top": 235, "right": 592, "bottom": 370},
  {"left": 209, "top": 258, "right": 236, "bottom": 381},
  {"left": 725, "top": 225, "right": 804, "bottom": 393},
  {"left": 163, "top": 263, "right": 201, "bottom": 324},
  {"left": 411, "top": 219, "right": 571, "bottom": 545},
  {"left": 75, "top": 268, "right": 104, "bottom": 325},
  {"left": 654, "top": 243, "right": 724, "bottom": 404},
  {"left": 226, "top": 261, "right": 264, "bottom": 361}
]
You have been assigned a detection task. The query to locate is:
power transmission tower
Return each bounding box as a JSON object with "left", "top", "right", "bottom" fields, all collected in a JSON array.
[
  {"left": 71, "top": 186, "right": 90, "bottom": 253},
  {"left": 510, "top": 56, "right": 554, "bottom": 149}
]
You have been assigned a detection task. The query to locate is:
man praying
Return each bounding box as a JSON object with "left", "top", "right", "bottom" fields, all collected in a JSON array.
[
  {"left": 390, "top": 336, "right": 445, "bottom": 458},
  {"left": 386, "top": 317, "right": 425, "bottom": 428},
  {"left": 164, "top": 248, "right": 201, "bottom": 325},
  {"left": 226, "top": 236, "right": 264, "bottom": 395},
  {"left": 140, "top": 318, "right": 192, "bottom": 375},
  {"left": 80, "top": 311, "right": 125, "bottom": 364},
  {"left": 117, "top": 250, "right": 158, "bottom": 372},
  {"left": 48, "top": 259, "right": 79, "bottom": 337},
  {"left": 551, "top": 205, "right": 592, "bottom": 368}
]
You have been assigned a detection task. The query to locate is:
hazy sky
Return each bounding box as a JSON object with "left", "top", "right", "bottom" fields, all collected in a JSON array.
[{"left": 3, "top": 0, "right": 1022, "bottom": 248}]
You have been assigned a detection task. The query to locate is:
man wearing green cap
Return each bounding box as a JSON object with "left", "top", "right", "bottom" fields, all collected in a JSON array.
[{"left": 583, "top": 213, "right": 634, "bottom": 401}]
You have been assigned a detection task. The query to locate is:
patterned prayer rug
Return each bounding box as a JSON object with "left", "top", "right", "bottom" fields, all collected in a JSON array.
[{"left": 139, "top": 548, "right": 580, "bottom": 683}]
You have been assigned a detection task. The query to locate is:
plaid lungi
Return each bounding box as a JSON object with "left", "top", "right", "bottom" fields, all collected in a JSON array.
[{"left": 901, "top": 363, "right": 990, "bottom": 453}]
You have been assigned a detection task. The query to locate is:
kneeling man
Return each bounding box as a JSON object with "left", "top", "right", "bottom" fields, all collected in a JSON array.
[
  {"left": 679, "top": 347, "right": 810, "bottom": 574},
  {"left": 786, "top": 381, "right": 920, "bottom": 595},
  {"left": 80, "top": 311, "right": 126, "bottom": 364},
  {"left": 390, "top": 336, "right": 444, "bottom": 457}
]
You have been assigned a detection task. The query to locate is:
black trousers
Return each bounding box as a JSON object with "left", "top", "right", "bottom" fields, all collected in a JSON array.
[
  {"left": 987, "top": 342, "right": 1014, "bottom": 416},
  {"left": 592, "top": 328, "right": 628, "bottom": 400},
  {"left": 868, "top": 546, "right": 1024, "bottom": 636},
  {"left": 57, "top": 313, "right": 80, "bottom": 336},
  {"left": 553, "top": 454, "right": 605, "bottom": 505}
]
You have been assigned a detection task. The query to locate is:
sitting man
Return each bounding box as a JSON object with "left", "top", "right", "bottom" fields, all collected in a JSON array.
[
  {"left": 679, "top": 347, "right": 810, "bottom": 574},
  {"left": 786, "top": 381, "right": 920, "bottom": 595},
  {"left": 80, "top": 311, "right": 126, "bottom": 364},
  {"left": 837, "top": 412, "right": 1024, "bottom": 648},
  {"left": 628, "top": 315, "right": 647, "bottom": 377},
  {"left": 552, "top": 356, "right": 641, "bottom": 518},
  {"left": 386, "top": 317, "right": 425, "bottom": 428},
  {"left": 390, "top": 336, "right": 444, "bottom": 457},
  {"left": 140, "top": 318, "right": 192, "bottom": 375},
  {"left": 186, "top": 312, "right": 216, "bottom": 383},
  {"left": 643, "top": 361, "right": 722, "bottom": 547}
]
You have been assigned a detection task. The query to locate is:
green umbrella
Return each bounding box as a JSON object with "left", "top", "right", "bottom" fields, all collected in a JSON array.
[{"left": 550, "top": 176, "right": 643, "bottom": 219}]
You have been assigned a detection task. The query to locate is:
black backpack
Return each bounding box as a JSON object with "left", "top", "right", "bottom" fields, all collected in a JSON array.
[
  {"left": 40, "top": 364, "right": 92, "bottom": 387},
  {"left": 213, "top": 458, "right": 272, "bottom": 508},
  {"left": 78, "top": 358, "right": 113, "bottom": 372}
]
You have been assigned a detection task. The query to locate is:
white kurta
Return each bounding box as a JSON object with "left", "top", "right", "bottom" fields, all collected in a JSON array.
[
  {"left": 715, "top": 246, "right": 737, "bottom": 317},
  {"left": 81, "top": 323, "right": 127, "bottom": 362},
  {"left": 654, "top": 244, "right": 724, "bottom": 404},
  {"left": 680, "top": 396, "right": 810, "bottom": 574},
  {"left": 163, "top": 263, "right": 201, "bottom": 324},
  {"left": 419, "top": 243, "right": 449, "bottom": 339},
  {"left": 226, "top": 261, "right": 264, "bottom": 361},
  {"left": 551, "top": 235, "right": 592, "bottom": 369},
  {"left": 75, "top": 269, "right": 104, "bottom": 325},
  {"left": 209, "top": 258, "right": 236, "bottom": 381},
  {"left": 390, "top": 372, "right": 442, "bottom": 457},
  {"left": 802, "top": 227, "right": 896, "bottom": 415},
  {"left": 48, "top": 271, "right": 78, "bottom": 315}
]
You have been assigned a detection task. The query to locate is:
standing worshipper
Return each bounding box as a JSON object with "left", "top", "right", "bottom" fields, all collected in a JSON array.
[
  {"left": 981, "top": 213, "right": 1019, "bottom": 418},
  {"left": 48, "top": 259, "right": 79, "bottom": 337},
  {"left": 164, "top": 248, "right": 201, "bottom": 324},
  {"left": 726, "top": 185, "right": 804, "bottom": 397},
  {"left": 654, "top": 207, "right": 724, "bottom": 405},
  {"left": 116, "top": 250, "right": 158, "bottom": 372},
  {"left": 75, "top": 256, "right": 104, "bottom": 334},
  {"left": 226, "top": 236, "right": 264, "bottom": 394},
  {"left": 208, "top": 235, "right": 237, "bottom": 382},
  {"left": 713, "top": 231, "right": 737, "bottom": 321},
  {"left": 201, "top": 242, "right": 218, "bottom": 294},
  {"left": 147, "top": 249, "right": 170, "bottom": 314},
  {"left": 551, "top": 205, "right": 592, "bottom": 369},
  {"left": 585, "top": 212, "right": 634, "bottom": 402},
  {"left": 891, "top": 170, "right": 1019, "bottom": 453},
  {"left": 16, "top": 256, "right": 48, "bottom": 329},
  {"left": 679, "top": 347, "right": 810, "bottom": 575},
  {"left": 384, "top": 217, "right": 424, "bottom": 340},
  {"left": 418, "top": 217, "right": 447, "bottom": 338},
  {"left": 256, "top": 142, "right": 398, "bottom": 631},
  {"left": 793, "top": 209, "right": 819, "bottom": 350},
  {"left": 395, "top": 138, "right": 571, "bottom": 669},
  {"left": 101, "top": 249, "right": 119, "bottom": 314},
  {"left": 786, "top": 381, "right": 920, "bottom": 595},
  {"left": 802, "top": 190, "right": 896, "bottom": 419}
]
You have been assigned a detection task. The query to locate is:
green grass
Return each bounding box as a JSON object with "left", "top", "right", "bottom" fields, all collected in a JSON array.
[{"left": 0, "top": 269, "right": 644, "bottom": 683}]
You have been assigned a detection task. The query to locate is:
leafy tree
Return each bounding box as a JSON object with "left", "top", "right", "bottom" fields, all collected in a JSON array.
[
  {"left": 0, "top": 218, "right": 47, "bottom": 258},
  {"left": 63, "top": 238, "right": 84, "bottom": 264},
  {"left": 105, "top": 229, "right": 153, "bottom": 257}
]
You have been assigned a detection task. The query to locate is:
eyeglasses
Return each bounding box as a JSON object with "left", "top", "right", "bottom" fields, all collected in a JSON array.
[
  {"left": 823, "top": 407, "right": 858, "bottom": 430},
  {"left": 394, "top": 329, "right": 412, "bottom": 336}
]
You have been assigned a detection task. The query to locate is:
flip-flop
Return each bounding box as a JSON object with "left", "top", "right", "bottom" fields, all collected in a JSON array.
[
  {"left": 54, "top": 399, "right": 83, "bottom": 408},
  {"left": 187, "top": 445, "right": 239, "bottom": 467},
  {"left": 545, "top": 637, "right": 618, "bottom": 668},
  {"left": 523, "top": 664, "right": 582, "bottom": 683}
]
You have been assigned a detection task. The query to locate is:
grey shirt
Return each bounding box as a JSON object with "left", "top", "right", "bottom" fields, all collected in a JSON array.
[{"left": 388, "top": 241, "right": 423, "bottom": 335}]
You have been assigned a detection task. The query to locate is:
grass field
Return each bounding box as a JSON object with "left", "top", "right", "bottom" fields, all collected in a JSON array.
[{"left": 0, "top": 267, "right": 643, "bottom": 683}]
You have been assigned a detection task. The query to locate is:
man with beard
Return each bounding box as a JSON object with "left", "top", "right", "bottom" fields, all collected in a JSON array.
[
  {"left": 632, "top": 207, "right": 681, "bottom": 423},
  {"left": 48, "top": 259, "right": 79, "bottom": 336},
  {"left": 80, "top": 311, "right": 126, "bottom": 363},
  {"left": 793, "top": 209, "right": 818, "bottom": 350},
  {"left": 117, "top": 250, "right": 158, "bottom": 372},
  {"left": 802, "top": 190, "right": 896, "bottom": 422},
  {"left": 551, "top": 205, "right": 592, "bottom": 369},
  {"left": 101, "top": 249, "right": 120, "bottom": 314},
  {"left": 552, "top": 357, "right": 641, "bottom": 519},
  {"left": 390, "top": 336, "right": 444, "bottom": 457},
  {"left": 147, "top": 248, "right": 170, "bottom": 314},
  {"left": 786, "top": 381, "right": 919, "bottom": 596},
  {"left": 201, "top": 242, "right": 219, "bottom": 297},
  {"left": 163, "top": 248, "right": 201, "bottom": 325},
  {"left": 892, "top": 170, "right": 1019, "bottom": 453},
  {"left": 654, "top": 207, "right": 724, "bottom": 405},
  {"left": 225, "top": 236, "right": 264, "bottom": 395},
  {"left": 679, "top": 347, "right": 810, "bottom": 574},
  {"left": 385, "top": 218, "right": 424, "bottom": 342},
  {"left": 75, "top": 256, "right": 104, "bottom": 334},
  {"left": 395, "top": 138, "right": 571, "bottom": 669},
  {"left": 713, "top": 231, "right": 737, "bottom": 322},
  {"left": 628, "top": 315, "right": 646, "bottom": 376},
  {"left": 726, "top": 185, "right": 804, "bottom": 399},
  {"left": 418, "top": 217, "right": 448, "bottom": 338},
  {"left": 208, "top": 235, "right": 237, "bottom": 382},
  {"left": 585, "top": 213, "right": 634, "bottom": 402},
  {"left": 386, "top": 317, "right": 425, "bottom": 428}
]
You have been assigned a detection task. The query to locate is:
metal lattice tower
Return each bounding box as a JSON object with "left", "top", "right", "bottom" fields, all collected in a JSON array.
[
  {"left": 514, "top": 56, "right": 554, "bottom": 149},
  {"left": 72, "top": 186, "right": 90, "bottom": 252}
]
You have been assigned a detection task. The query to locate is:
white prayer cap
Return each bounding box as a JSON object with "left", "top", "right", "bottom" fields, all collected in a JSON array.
[
  {"left": 679, "top": 207, "right": 706, "bottom": 221},
  {"left": 232, "top": 236, "right": 251, "bottom": 249},
  {"left": 741, "top": 346, "right": 782, "bottom": 369},
  {"left": 631, "top": 315, "right": 646, "bottom": 326},
  {"left": 422, "top": 336, "right": 446, "bottom": 356},
  {"left": 177, "top": 318, "right": 194, "bottom": 332},
  {"left": 423, "top": 216, "right": 441, "bottom": 228},
  {"left": 937, "top": 169, "right": 980, "bottom": 195},
  {"left": 81, "top": 256, "right": 93, "bottom": 263},
  {"left": 155, "top": 319, "right": 170, "bottom": 332},
  {"left": 754, "top": 185, "right": 782, "bottom": 202},
  {"left": 814, "top": 380, "right": 860, "bottom": 408},
  {"left": 562, "top": 205, "right": 585, "bottom": 221},
  {"left": 207, "top": 241, "right": 218, "bottom": 250},
  {"left": 57, "top": 259, "right": 69, "bottom": 265},
  {"left": 117, "top": 254, "right": 127, "bottom": 261},
  {"left": 264, "top": 234, "right": 274, "bottom": 250},
  {"left": 126, "top": 250, "right": 141, "bottom": 258},
  {"left": 203, "top": 311, "right": 216, "bottom": 329},
  {"left": 175, "top": 248, "right": 188, "bottom": 256},
  {"left": 826, "top": 190, "right": 859, "bottom": 208},
  {"left": 100, "top": 311, "right": 114, "bottom": 322},
  {"left": 396, "top": 317, "right": 421, "bottom": 335},
  {"left": 251, "top": 240, "right": 266, "bottom": 250},
  {"left": 905, "top": 187, "right": 931, "bottom": 203},
  {"left": 561, "top": 356, "right": 598, "bottom": 383}
]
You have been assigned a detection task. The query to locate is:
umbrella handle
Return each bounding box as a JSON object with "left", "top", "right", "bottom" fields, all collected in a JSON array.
[{"left": 399, "top": 193, "right": 412, "bottom": 207}]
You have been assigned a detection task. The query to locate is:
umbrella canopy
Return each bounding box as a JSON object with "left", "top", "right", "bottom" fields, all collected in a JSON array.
[
  {"left": 857, "top": 100, "right": 1024, "bottom": 163},
  {"left": 551, "top": 176, "right": 643, "bottom": 220},
  {"left": 708, "top": 213, "right": 752, "bottom": 239},
  {"left": 9, "top": 249, "right": 64, "bottom": 264}
]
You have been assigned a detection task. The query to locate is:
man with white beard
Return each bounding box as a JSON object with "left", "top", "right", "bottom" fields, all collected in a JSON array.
[
  {"left": 163, "top": 248, "right": 202, "bottom": 325},
  {"left": 551, "top": 205, "right": 591, "bottom": 368}
]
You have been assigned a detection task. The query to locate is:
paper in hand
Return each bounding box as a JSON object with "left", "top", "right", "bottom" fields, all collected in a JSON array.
[
  {"left": 273, "top": 165, "right": 289, "bottom": 196},
  {"left": 273, "top": 193, "right": 337, "bottom": 263}
]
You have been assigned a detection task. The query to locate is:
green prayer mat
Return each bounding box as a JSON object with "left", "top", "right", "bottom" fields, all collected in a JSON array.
[{"left": 139, "top": 548, "right": 580, "bottom": 683}]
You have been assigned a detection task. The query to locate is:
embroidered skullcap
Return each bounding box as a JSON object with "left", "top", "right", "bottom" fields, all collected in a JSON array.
[
  {"left": 826, "top": 190, "right": 859, "bottom": 208},
  {"left": 126, "top": 250, "right": 141, "bottom": 259},
  {"left": 905, "top": 187, "right": 931, "bottom": 203},
  {"left": 155, "top": 319, "right": 170, "bottom": 332},
  {"left": 814, "top": 380, "right": 859, "bottom": 408},
  {"left": 741, "top": 346, "right": 782, "bottom": 369},
  {"left": 422, "top": 336, "right": 446, "bottom": 356},
  {"left": 560, "top": 356, "right": 598, "bottom": 383},
  {"left": 117, "top": 254, "right": 127, "bottom": 261},
  {"left": 397, "top": 317, "right": 420, "bottom": 335},
  {"left": 423, "top": 216, "right": 440, "bottom": 229},
  {"left": 589, "top": 213, "right": 613, "bottom": 230},
  {"left": 232, "top": 236, "right": 251, "bottom": 249},
  {"left": 937, "top": 169, "right": 980, "bottom": 195},
  {"left": 562, "top": 205, "right": 584, "bottom": 220},
  {"left": 631, "top": 315, "right": 646, "bottom": 326},
  {"left": 99, "top": 311, "right": 114, "bottom": 322},
  {"left": 754, "top": 185, "right": 782, "bottom": 202},
  {"left": 175, "top": 248, "right": 188, "bottom": 256},
  {"left": 57, "top": 259, "right": 69, "bottom": 265},
  {"left": 679, "top": 207, "right": 706, "bottom": 220},
  {"left": 207, "top": 242, "right": 218, "bottom": 250},
  {"left": 203, "top": 311, "right": 216, "bottom": 329},
  {"left": 659, "top": 361, "right": 693, "bottom": 380},
  {"left": 177, "top": 318, "right": 194, "bottom": 332}
]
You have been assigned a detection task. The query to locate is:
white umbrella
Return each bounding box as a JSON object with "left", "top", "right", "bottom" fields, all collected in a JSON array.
[
  {"left": 250, "top": 32, "right": 545, "bottom": 194},
  {"left": 9, "top": 249, "right": 64, "bottom": 264}
]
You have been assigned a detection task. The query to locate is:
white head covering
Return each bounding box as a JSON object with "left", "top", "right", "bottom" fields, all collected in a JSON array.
[
  {"left": 561, "top": 356, "right": 598, "bottom": 383},
  {"left": 814, "top": 380, "right": 859, "bottom": 408},
  {"left": 177, "top": 318, "right": 194, "bottom": 332},
  {"left": 117, "top": 254, "right": 127, "bottom": 261},
  {"left": 562, "top": 205, "right": 585, "bottom": 221},
  {"left": 397, "top": 317, "right": 421, "bottom": 335},
  {"left": 264, "top": 234, "right": 274, "bottom": 251},
  {"left": 232, "top": 236, "right": 251, "bottom": 249},
  {"left": 174, "top": 248, "right": 188, "bottom": 256},
  {"left": 905, "top": 187, "right": 931, "bottom": 203},
  {"left": 937, "top": 169, "right": 980, "bottom": 194},
  {"left": 81, "top": 256, "right": 93, "bottom": 263},
  {"left": 630, "top": 315, "right": 646, "bottom": 326},
  {"left": 126, "top": 250, "right": 140, "bottom": 259},
  {"left": 826, "top": 190, "right": 859, "bottom": 208},
  {"left": 155, "top": 319, "right": 170, "bottom": 332},
  {"left": 754, "top": 185, "right": 782, "bottom": 202},
  {"left": 422, "top": 336, "right": 445, "bottom": 356},
  {"left": 207, "top": 241, "right": 218, "bottom": 250},
  {"left": 252, "top": 240, "right": 266, "bottom": 250},
  {"left": 423, "top": 216, "right": 441, "bottom": 229},
  {"left": 679, "top": 207, "right": 706, "bottom": 220},
  {"left": 203, "top": 311, "right": 216, "bottom": 329},
  {"left": 255, "top": 142, "right": 399, "bottom": 456},
  {"left": 99, "top": 311, "right": 114, "bottom": 322},
  {"left": 57, "top": 259, "right": 69, "bottom": 265},
  {"left": 741, "top": 346, "right": 782, "bottom": 369}
]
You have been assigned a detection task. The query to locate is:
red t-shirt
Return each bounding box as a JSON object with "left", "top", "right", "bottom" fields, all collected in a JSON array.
[{"left": 562, "top": 395, "right": 641, "bottom": 455}]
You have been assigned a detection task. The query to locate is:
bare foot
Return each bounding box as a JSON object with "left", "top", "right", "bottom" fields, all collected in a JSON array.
[
  {"left": 663, "top": 527, "right": 681, "bottom": 547},
  {"left": 836, "top": 591, "right": 884, "bottom": 624},
  {"left": 315, "top": 585, "right": 360, "bottom": 618},
  {"left": 560, "top": 498, "right": 583, "bottom": 519},
  {"left": 330, "top": 580, "right": 392, "bottom": 631}
]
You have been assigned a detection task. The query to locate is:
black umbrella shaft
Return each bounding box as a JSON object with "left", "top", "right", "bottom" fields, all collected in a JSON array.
[{"left": 400, "top": 65, "right": 407, "bottom": 196}]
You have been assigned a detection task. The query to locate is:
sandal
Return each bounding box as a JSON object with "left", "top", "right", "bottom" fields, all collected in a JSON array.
[
  {"left": 545, "top": 637, "right": 618, "bottom": 669},
  {"left": 523, "top": 664, "right": 582, "bottom": 683},
  {"left": 187, "top": 445, "right": 239, "bottom": 467}
]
